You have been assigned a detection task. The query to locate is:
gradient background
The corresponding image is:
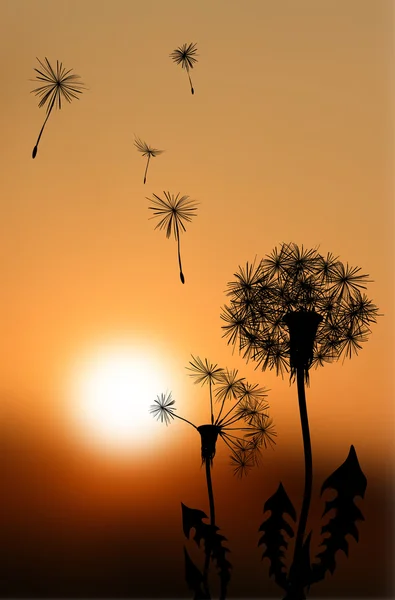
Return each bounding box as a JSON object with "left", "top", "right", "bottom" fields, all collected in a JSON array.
[{"left": 0, "top": 0, "right": 394, "bottom": 597}]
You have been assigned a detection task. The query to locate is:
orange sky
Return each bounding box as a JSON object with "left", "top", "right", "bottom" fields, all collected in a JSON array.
[{"left": 0, "top": 0, "right": 394, "bottom": 597}]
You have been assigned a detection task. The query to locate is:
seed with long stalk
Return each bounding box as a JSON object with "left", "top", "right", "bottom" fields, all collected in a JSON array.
[
  {"left": 30, "top": 57, "right": 85, "bottom": 159},
  {"left": 170, "top": 42, "right": 198, "bottom": 95},
  {"left": 148, "top": 191, "right": 198, "bottom": 284},
  {"left": 134, "top": 136, "right": 164, "bottom": 184}
]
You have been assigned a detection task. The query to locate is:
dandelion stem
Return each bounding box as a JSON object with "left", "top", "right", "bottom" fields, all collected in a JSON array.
[
  {"left": 205, "top": 457, "right": 215, "bottom": 526},
  {"left": 209, "top": 381, "right": 214, "bottom": 425},
  {"left": 32, "top": 97, "right": 55, "bottom": 158},
  {"left": 216, "top": 395, "right": 247, "bottom": 426},
  {"left": 175, "top": 223, "right": 185, "bottom": 284},
  {"left": 187, "top": 69, "right": 194, "bottom": 94},
  {"left": 173, "top": 413, "right": 198, "bottom": 429},
  {"left": 221, "top": 426, "right": 256, "bottom": 431},
  {"left": 143, "top": 155, "right": 150, "bottom": 184},
  {"left": 219, "top": 431, "right": 238, "bottom": 455},
  {"left": 220, "top": 415, "right": 250, "bottom": 427},
  {"left": 286, "top": 364, "right": 313, "bottom": 600},
  {"left": 203, "top": 457, "right": 215, "bottom": 590},
  {"left": 216, "top": 397, "right": 227, "bottom": 424},
  {"left": 220, "top": 431, "right": 246, "bottom": 443}
]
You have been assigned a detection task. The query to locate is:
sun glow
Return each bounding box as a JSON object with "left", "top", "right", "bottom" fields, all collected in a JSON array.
[{"left": 69, "top": 344, "right": 171, "bottom": 452}]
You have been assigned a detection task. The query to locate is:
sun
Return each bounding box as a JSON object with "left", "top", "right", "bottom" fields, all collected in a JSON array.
[{"left": 68, "top": 343, "right": 171, "bottom": 452}]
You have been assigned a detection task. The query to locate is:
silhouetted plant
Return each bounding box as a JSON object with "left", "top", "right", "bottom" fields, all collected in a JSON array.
[
  {"left": 182, "top": 503, "right": 231, "bottom": 600},
  {"left": 150, "top": 356, "right": 276, "bottom": 598},
  {"left": 30, "top": 57, "right": 85, "bottom": 159},
  {"left": 221, "top": 242, "right": 379, "bottom": 600},
  {"left": 170, "top": 42, "right": 198, "bottom": 95},
  {"left": 134, "top": 136, "right": 164, "bottom": 184},
  {"left": 148, "top": 191, "right": 198, "bottom": 284}
]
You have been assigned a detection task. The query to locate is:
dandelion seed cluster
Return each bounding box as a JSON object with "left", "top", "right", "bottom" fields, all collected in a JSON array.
[
  {"left": 150, "top": 355, "right": 276, "bottom": 477},
  {"left": 221, "top": 242, "right": 380, "bottom": 380}
]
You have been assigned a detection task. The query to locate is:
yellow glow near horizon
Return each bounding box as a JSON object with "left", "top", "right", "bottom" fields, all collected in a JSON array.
[{"left": 69, "top": 344, "right": 171, "bottom": 452}]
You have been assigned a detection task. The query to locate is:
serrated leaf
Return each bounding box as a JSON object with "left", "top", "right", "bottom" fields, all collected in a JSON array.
[
  {"left": 181, "top": 503, "right": 232, "bottom": 600},
  {"left": 183, "top": 547, "right": 211, "bottom": 599},
  {"left": 311, "top": 445, "right": 367, "bottom": 583},
  {"left": 258, "top": 482, "right": 296, "bottom": 590},
  {"left": 182, "top": 503, "right": 209, "bottom": 545}
]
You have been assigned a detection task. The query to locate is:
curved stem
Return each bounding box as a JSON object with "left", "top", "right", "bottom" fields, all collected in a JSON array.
[
  {"left": 173, "top": 413, "right": 198, "bottom": 429},
  {"left": 205, "top": 458, "right": 215, "bottom": 526},
  {"left": 175, "top": 225, "right": 184, "bottom": 283},
  {"left": 203, "top": 457, "right": 216, "bottom": 589},
  {"left": 220, "top": 431, "right": 246, "bottom": 443},
  {"left": 219, "top": 432, "right": 237, "bottom": 455},
  {"left": 286, "top": 365, "right": 313, "bottom": 600},
  {"left": 216, "top": 394, "right": 246, "bottom": 426},
  {"left": 186, "top": 69, "right": 194, "bottom": 95},
  {"left": 220, "top": 412, "right": 254, "bottom": 428},
  {"left": 221, "top": 426, "right": 253, "bottom": 431},
  {"left": 32, "top": 100, "right": 55, "bottom": 158},
  {"left": 143, "top": 155, "right": 150, "bottom": 184},
  {"left": 215, "top": 397, "right": 226, "bottom": 424},
  {"left": 209, "top": 381, "right": 214, "bottom": 424}
]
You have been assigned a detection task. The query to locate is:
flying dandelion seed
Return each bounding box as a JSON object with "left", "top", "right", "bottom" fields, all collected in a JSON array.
[
  {"left": 170, "top": 42, "right": 198, "bottom": 95},
  {"left": 134, "top": 136, "right": 164, "bottom": 184},
  {"left": 30, "top": 57, "right": 85, "bottom": 158},
  {"left": 148, "top": 191, "right": 198, "bottom": 284}
]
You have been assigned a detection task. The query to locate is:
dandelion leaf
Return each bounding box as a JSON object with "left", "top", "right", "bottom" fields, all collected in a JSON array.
[
  {"left": 181, "top": 503, "right": 232, "bottom": 600},
  {"left": 258, "top": 482, "right": 296, "bottom": 590},
  {"left": 183, "top": 547, "right": 211, "bottom": 599},
  {"left": 182, "top": 503, "right": 209, "bottom": 544},
  {"left": 311, "top": 445, "right": 367, "bottom": 583}
]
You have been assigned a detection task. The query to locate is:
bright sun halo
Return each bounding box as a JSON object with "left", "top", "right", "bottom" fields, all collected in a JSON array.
[{"left": 70, "top": 344, "right": 170, "bottom": 451}]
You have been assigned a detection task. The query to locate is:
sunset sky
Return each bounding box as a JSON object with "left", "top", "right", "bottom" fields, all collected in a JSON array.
[{"left": 0, "top": 0, "right": 394, "bottom": 598}]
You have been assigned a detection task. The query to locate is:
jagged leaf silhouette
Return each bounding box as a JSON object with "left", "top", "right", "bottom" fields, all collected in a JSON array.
[
  {"left": 182, "top": 503, "right": 210, "bottom": 544},
  {"left": 181, "top": 503, "right": 232, "bottom": 600},
  {"left": 258, "top": 483, "right": 297, "bottom": 590},
  {"left": 183, "top": 547, "right": 211, "bottom": 599},
  {"left": 311, "top": 445, "right": 367, "bottom": 583}
]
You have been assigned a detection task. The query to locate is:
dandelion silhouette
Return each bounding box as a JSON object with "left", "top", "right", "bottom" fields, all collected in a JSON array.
[
  {"left": 134, "top": 136, "right": 164, "bottom": 184},
  {"left": 170, "top": 42, "right": 198, "bottom": 95},
  {"left": 148, "top": 191, "right": 198, "bottom": 284},
  {"left": 150, "top": 356, "right": 276, "bottom": 475},
  {"left": 150, "top": 355, "right": 276, "bottom": 598},
  {"left": 30, "top": 57, "right": 85, "bottom": 159},
  {"left": 221, "top": 242, "right": 379, "bottom": 600}
]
